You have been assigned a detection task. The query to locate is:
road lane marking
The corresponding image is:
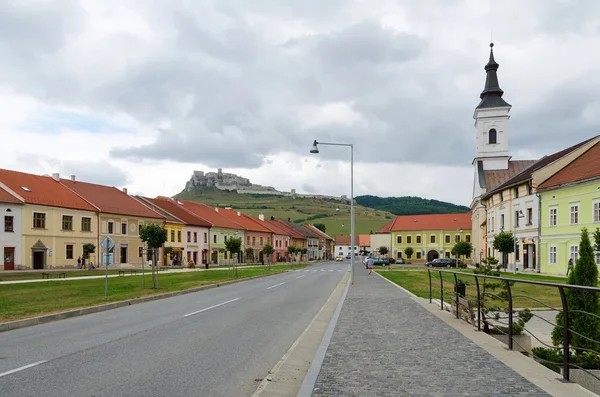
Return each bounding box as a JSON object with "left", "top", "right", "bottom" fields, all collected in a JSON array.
[
  {"left": 0, "top": 361, "right": 47, "bottom": 378},
  {"left": 266, "top": 282, "right": 286, "bottom": 290},
  {"left": 296, "top": 275, "right": 305, "bottom": 279},
  {"left": 183, "top": 298, "right": 240, "bottom": 318}
]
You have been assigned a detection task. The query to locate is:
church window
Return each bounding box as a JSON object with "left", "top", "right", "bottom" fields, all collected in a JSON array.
[{"left": 488, "top": 129, "right": 497, "bottom": 144}]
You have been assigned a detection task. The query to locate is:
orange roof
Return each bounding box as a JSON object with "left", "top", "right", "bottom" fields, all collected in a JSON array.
[
  {"left": 539, "top": 142, "right": 600, "bottom": 190},
  {"left": 388, "top": 213, "right": 471, "bottom": 232},
  {"left": 0, "top": 185, "right": 23, "bottom": 204},
  {"left": 259, "top": 218, "right": 292, "bottom": 236},
  {"left": 218, "top": 208, "right": 272, "bottom": 233},
  {"left": 358, "top": 234, "right": 371, "bottom": 246},
  {"left": 377, "top": 219, "right": 395, "bottom": 233},
  {"left": 176, "top": 200, "right": 242, "bottom": 230},
  {"left": 483, "top": 160, "right": 536, "bottom": 191},
  {"left": 142, "top": 197, "right": 212, "bottom": 227},
  {"left": 303, "top": 224, "right": 333, "bottom": 240},
  {"left": 275, "top": 219, "right": 306, "bottom": 239},
  {"left": 0, "top": 169, "right": 97, "bottom": 211},
  {"left": 61, "top": 179, "right": 163, "bottom": 218},
  {"left": 334, "top": 235, "right": 359, "bottom": 246}
]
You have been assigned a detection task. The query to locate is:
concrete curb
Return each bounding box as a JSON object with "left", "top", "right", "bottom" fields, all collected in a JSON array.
[{"left": 0, "top": 271, "right": 288, "bottom": 333}]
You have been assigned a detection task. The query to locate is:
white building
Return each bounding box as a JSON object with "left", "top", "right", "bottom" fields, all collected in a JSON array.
[
  {"left": 1, "top": 185, "right": 24, "bottom": 270},
  {"left": 334, "top": 235, "right": 359, "bottom": 258}
]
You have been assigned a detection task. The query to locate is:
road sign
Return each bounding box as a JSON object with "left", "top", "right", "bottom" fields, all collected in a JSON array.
[
  {"left": 102, "top": 253, "right": 114, "bottom": 266},
  {"left": 100, "top": 236, "right": 115, "bottom": 251}
]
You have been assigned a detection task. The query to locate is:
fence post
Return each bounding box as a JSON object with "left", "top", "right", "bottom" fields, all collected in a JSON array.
[
  {"left": 427, "top": 269, "right": 432, "bottom": 304},
  {"left": 475, "top": 276, "right": 481, "bottom": 332},
  {"left": 439, "top": 270, "right": 444, "bottom": 310},
  {"left": 505, "top": 279, "right": 513, "bottom": 350},
  {"left": 558, "top": 286, "right": 570, "bottom": 382},
  {"left": 454, "top": 273, "right": 459, "bottom": 319}
]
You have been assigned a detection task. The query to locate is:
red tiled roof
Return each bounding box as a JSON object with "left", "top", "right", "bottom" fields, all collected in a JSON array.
[
  {"left": 539, "top": 142, "right": 600, "bottom": 190},
  {"left": 275, "top": 219, "right": 306, "bottom": 239},
  {"left": 61, "top": 179, "right": 163, "bottom": 218},
  {"left": 377, "top": 219, "right": 395, "bottom": 233},
  {"left": 259, "top": 218, "right": 292, "bottom": 236},
  {"left": 483, "top": 160, "right": 536, "bottom": 191},
  {"left": 142, "top": 197, "right": 212, "bottom": 227},
  {"left": 388, "top": 213, "right": 471, "bottom": 232},
  {"left": 218, "top": 208, "right": 272, "bottom": 233},
  {"left": 334, "top": 235, "right": 359, "bottom": 246},
  {"left": 303, "top": 224, "right": 333, "bottom": 240},
  {"left": 177, "top": 200, "right": 243, "bottom": 230},
  {"left": 0, "top": 169, "right": 97, "bottom": 211},
  {"left": 136, "top": 196, "right": 183, "bottom": 224},
  {"left": 0, "top": 185, "right": 23, "bottom": 204}
]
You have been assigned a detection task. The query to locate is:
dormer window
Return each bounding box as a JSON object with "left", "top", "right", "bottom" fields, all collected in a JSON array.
[{"left": 489, "top": 128, "right": 497, "bottom": 144}]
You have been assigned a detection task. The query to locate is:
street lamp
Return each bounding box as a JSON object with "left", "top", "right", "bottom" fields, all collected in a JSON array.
[
  {"left": 311, "top": 140, "right": 354, "bottom": 284},
  {"left": 513, "top": 210, "right": 525, "bottom": 274}
]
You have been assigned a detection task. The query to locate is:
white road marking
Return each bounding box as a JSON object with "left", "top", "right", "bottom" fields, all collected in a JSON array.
[
  {"left": 183, "top": 298, "right": 240, "bottom": 318},
  {"left": 266, "top": 282, "right": 286, "bottom": 290},
  {"left": 296, "top": 275, "right": 305, "bottom": 279},
  {"left": 0, "top": 361, "right": 47, "bottom": 378}
]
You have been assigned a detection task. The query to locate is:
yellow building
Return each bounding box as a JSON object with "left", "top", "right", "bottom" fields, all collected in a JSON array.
[{"left": 0, "top": 170, "right": 99, "bottom": 269}]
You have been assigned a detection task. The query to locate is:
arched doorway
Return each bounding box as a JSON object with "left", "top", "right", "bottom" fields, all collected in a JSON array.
[
  {"left": 427, "top": 250, "right": 439, "bottom": 262},
  {"left": 259, "top": 251, "right": 264, "bottom": 264}
]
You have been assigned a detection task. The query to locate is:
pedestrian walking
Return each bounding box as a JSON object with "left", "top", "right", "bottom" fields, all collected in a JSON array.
[
  {"left": 367, "top": 256, "right": 374, "bottom": 275},
  {"left": 566, "top": 258, "right": 574, "bottom": 276},
  {"left": 77, "top": 256, "right": 81, "bottom": 269}
]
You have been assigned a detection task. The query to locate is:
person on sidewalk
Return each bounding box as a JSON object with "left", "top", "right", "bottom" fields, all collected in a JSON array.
[
  {"left": 566, "top": 258, "right": 574, "bottom": 276},
  {"left": 367, "top": 256, "right": 374, "bottom": 275},
  {"left": 77, "top": 256, "right": 81, "bottom": 269}
]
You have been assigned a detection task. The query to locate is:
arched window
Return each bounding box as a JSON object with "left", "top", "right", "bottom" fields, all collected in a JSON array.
[{"left": 489, "top": 128, "right": 497, "bottom": 144}]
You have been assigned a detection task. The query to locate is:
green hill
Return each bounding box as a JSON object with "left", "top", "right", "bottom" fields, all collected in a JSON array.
[
  {"left": 174, "top": 188, "right": 394, "bottom": 237},
  {"left": 355, "top": 195, "right": 470, "bottom": 215}
]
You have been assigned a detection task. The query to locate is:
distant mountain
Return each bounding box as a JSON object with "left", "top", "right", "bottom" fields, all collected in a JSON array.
[{"left": 355, "top": 195, "right": 470, "bottom": 216}]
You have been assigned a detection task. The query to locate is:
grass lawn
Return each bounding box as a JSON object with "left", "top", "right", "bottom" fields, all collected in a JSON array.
[
  {"left": 0, "top": 264, "right": 308, "bottom": 323},
  {"left": 378, "top": 268, "right": 566, "bottom": 310},
  {"left": 0, "top": 270, "right": 155, "bottom": 282}
]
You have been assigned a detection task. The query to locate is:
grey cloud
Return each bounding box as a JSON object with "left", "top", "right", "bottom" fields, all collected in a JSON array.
[{"left": 301, "top": 183, "right": 317, "bottom": 194}]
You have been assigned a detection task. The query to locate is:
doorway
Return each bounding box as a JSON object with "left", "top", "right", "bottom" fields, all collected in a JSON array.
[
  {"left": 33, "top": 251, "right": 45, "bottom": 269},
  {"left": 427, "top": 250, "right": 439, "bottom": 262},
  {"left": 193, "top": 251, "right": 198, "bottom": 264},
  {"left": 4, "top": 247, "right": 15, "bottom": 270},
  {"left": 211, "top": 250, "right": 218, "bottom": 264},
  {"left": 120, "top": 246, "right": 128, "bottom": 264}
]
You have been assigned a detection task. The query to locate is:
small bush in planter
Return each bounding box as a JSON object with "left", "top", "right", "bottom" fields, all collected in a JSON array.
[{"left": 531, "top": 347, "right": 563, "bottom": 373}]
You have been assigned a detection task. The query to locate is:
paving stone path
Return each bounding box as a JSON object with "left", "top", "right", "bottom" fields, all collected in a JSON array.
[{"left": 311, "top": 264, "right": 550, "bottom": 396}]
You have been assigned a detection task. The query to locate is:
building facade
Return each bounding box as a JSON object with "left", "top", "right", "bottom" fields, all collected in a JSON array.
[{"left": 1, "top": 186, "right": 24, "bottom": 270}]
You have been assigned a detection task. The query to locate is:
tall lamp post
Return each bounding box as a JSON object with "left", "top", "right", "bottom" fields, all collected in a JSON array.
[
  {"left": 311, "top": 140, "right": 354, "bottom": 284},
  {"left": 513, "top": 210, "right": 525, "bottom": 274}
]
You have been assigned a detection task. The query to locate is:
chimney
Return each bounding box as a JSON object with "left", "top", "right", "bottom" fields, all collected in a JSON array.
[
  {"left": 259, "top": 214, "right": 264, "bottom": 221},
  {"left": 215, "top": 207, "right": 219, "bottom": 212},
  {"left": 287, "top": 217, "right": 291, "bottom": 222},
  {"left": 270, "top": 216, "right": 275, "bottom": 221},
  {"left": 122, "top": 188, "right": 128, "bottom": 194},
  {"left": 52, "top": 173, "right": 60, "bottom": 181},
  {"left": 237, "top": 211, "right": 241, "bottom": 216},
  {"left": 70, "top": 175, "right": 76, "bottom": 181}
]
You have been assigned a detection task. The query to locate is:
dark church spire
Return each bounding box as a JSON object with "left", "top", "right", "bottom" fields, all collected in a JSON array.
[{"left": 476, "top": 43, "right": 511, "bottom": 109}]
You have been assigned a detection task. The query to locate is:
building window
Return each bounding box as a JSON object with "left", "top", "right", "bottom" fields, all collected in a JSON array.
[
  {"left": 177, "top": 231, "right": 181, "bottom": 242},
  {"left": 594, "top": 202, "right": 600, "bottom": 223},
  {"left": 549, "top": 246, "right": 557, "bottom": 265},
  {"left": 445, "top": 252, "right": 450, "bottom": 258},
  {"left": 66, "top": 244, "right": 73, "bottom": 259},
  {"left": 501, "top": 214, "right": 505, "bottom": 230},
  {"left": 247, "top": 236, "right": 251, "bottom": 245},
  {"left": 4, "top": 216, "right": 14, "bottom": 232},
  {"left": 514, "top": 211, "right": 521, "bottom": 227},
  {"left": 550, "top": 207, "right": 557, "bottom": 226},
  {"left": 416, "top": 252, "right": 422, "bottom": 259},
  {"left": 570, "top": 205, "right": 579, "bottom": 224},
  {"left": 596, "top": 252, "right": 600, "bottom": 266},
  {"left": 224, "top": 235, "right": 227, "bottom": 242},
  {"left": 33, "top": 212, "right": 46, "bottom": 229},
  {"left": 445, "top": 235, "right": 450, "bottom": 243},
  {"left": 213, "top": 234, "right": 217, "bottom": 243},
  {"left": 527, "top": 184, "right": 533, "bottom": 195},
  {"left": 138, "top": 247, "right": 143, "bottom": 258},
  {"left": 260, "top": 237, "right": 264, "bottom": 246},
  {"left": 171, "top": 230, "right": 175, "bottom": 242},
  {"left": 516, "top": 243, "right": 520, "bottom": 261},
  {"left": 499, "top": 192, "right": 503, "bottom": 202},
  {"left": 455, "top": 235, "right": 460, "bottom": 243},
  {"left": 121, "top": 222, "right": 127, "bottom": 235},
  {"left": 204, "top": 233, "right": 208, "bottom": 243},
  {"left": 416, "top": 235, "right": 422, "bottom": 244},
  {"left": 252, "top": 237, "right": 256, "bottom": 245},
  {"left": 397, "top": 235, "right": 402, "bottom": 244},
  {"left": 194, "top": 232, "right": 197, "bottom": 243},
  {"left": 81, "top": 217, "right": 91, "bottom": 232},
  {"left": 108, "top": 221, "right": 114, "bottom": 234},
  {"left": 187, "top": 231, "right": 191, "bottom": 243},
  {"left": 527, "top": 208, "right": 533, "bottom": 225},
  {"left": 62, "top": 215, "right": 73, "bottom": 231},
  {"left": 570, "top": 245, "right": 579, "bottom": 262},
  {"left": 489, "top": 128, "right": 497, "bottom": 144},
  {"left": 407, "top": 236, "right": 412, "bottom": 244},
  {"left": 430, "top": 235, "right": 435, "bottom": 243},
  {"left": 466, "top": 235, "right": 471, "bottom": 243},
  {"left": 285, "top": 240, "right": 288, "bottom": 247},
  {"left": 514, "top": 187, "right": 519, "bottom": 199}
]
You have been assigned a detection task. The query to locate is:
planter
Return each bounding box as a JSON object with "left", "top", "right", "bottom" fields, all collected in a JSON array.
[
  {"left": 561, "top": 369, "right": 600, "bottom": 395},
  {"left": 491, "top": 334, "right": 532, "bottom": 353}
]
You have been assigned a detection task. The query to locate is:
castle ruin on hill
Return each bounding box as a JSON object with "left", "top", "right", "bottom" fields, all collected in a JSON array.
[{"left": 184, "top": 169, "right": 350, "bottom": 203}]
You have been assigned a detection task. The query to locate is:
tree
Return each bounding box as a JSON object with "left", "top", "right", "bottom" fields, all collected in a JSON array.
[
  {"left": 451, "top": 241, "right": 473, "bottom": 260},
  {"left": 139, "top": 223, "right": 167, "bottom": 288},
  {"left": 404, "top": 247, "right": 414, "bottom": 259},
  {"left": 287, "top": 246, "right": 297, "bottom": 262},
  {"left": 263, "top": 244, "right": 274, "bottom": 270},
  {"left": 225, "top": 237, "right": 242, "bottom": 277},
  {"left": 378, "top": 246, "right": 388, "bottom": 256},
  {"left": 83, "top": 243, "right": 96, "bottom": 260},
  {"left": 552, "top": 228, "right": 600, "bottom": 353},
  {"left": 313, "top": 223, "right": 326, "bottom": 233},
  {"left": 493, "top": 231, "right": 516, "bottom": 268},
  {"left": 245, "top": 247, "right": 254, "bottom": 262}
]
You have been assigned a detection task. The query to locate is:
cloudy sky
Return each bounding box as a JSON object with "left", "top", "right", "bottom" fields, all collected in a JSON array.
[{"left": 2, "top": 0, "right": 600, "bottom": 206}]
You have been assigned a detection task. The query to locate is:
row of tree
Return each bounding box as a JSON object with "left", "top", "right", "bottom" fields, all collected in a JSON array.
[{"left": 376, "top": 241, "right": 474, "bottom": 260}]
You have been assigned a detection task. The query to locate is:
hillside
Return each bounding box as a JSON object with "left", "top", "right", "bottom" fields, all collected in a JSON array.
[
  {"left": 174, "top": 188, "right": 394, "bottom": 237},
  {"left": 355, "top": 195, "right": 470, "bottom": 215}
]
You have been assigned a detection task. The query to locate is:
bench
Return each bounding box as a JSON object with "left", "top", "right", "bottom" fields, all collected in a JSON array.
[
  {"left": 42, "top": 272, "right": 66, "bottom": 279},
  {"left": 452, "top": 296, "right": 475, "bottom": 325},
  {"left": 118, "top": 270, "right": 138, "bottom": 276}
]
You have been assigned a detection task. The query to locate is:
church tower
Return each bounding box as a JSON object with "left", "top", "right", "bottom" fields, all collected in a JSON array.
[{"left": 473, "top": 43, "right": 511, "bottom": 171}]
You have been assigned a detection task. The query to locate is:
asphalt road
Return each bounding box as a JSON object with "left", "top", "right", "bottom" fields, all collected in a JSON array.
[{"left": 0, "top": 262, "right": 347, "bottom": 397}]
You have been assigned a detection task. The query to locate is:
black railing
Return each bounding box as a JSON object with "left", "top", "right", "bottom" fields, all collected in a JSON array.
[{"left": 427, "top": 268, "right": 600, "bottom": 383}]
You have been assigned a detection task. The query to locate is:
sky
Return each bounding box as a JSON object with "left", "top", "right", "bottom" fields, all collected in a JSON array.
[{"left": 2, "top": 0, "right": 600, "bottom": 206}]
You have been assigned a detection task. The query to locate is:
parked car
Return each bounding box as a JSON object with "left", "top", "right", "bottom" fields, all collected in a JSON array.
[
  {"left": 372, "top": 258, "right": 390, "bottom": 266},
  {"left": 335, "top": 256, "right": 344, "bottom": 262},
  {"left": 345, "top": 254, "right": 351, "bottom": 259},
  {"left": 395, "top": 257, "right": 405, "bottom": 264},
  {"left": 425, "top": 258, "right": 456, "bottom": 268}
]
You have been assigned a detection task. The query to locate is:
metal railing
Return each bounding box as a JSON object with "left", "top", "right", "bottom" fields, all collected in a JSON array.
[{"left": 427, "top": 268, "right": 600, "bottom": 383}]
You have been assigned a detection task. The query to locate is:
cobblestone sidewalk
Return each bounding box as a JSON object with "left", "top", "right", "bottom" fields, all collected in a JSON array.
[{"left": 310, "top": 264, "right": 549, "bottom": 396}]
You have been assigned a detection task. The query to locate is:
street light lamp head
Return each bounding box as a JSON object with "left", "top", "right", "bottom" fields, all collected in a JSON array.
[{"left": 310, "top": 140, "right": 319, "bottom": 154}]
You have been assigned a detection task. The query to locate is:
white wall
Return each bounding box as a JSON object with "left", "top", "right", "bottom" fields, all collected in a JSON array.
[
  {"left": 1, "top": 204, "right": 22, "bottom": 269},
  {"left": 334, "top": 244, "right": 358, "bottom": 257}
]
